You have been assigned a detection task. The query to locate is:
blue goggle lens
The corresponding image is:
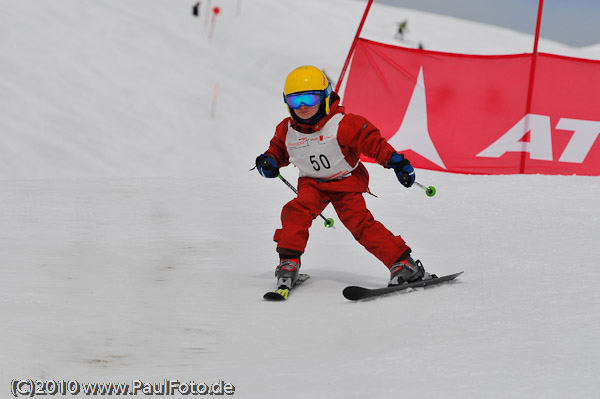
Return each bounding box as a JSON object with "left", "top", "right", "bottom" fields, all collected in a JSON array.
[{"left": 284, "top": 91, "right": 324, "bottom": 109}]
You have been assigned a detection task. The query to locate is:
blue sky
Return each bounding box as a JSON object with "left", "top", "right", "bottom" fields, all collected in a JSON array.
[{"left": 375, "top": 0, "right": 600, "bottom": 47}]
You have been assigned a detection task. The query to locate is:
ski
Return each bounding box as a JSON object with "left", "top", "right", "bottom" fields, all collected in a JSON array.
[
  {"left": 263, "top": 274, "right": 310, "bottom": 301},
  {"left": 343, "top": 271, "right": 463, "bottom": 301}
]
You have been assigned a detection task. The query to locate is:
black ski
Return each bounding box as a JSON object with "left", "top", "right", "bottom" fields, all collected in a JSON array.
[
  {"left": 343, "top": 271, "right": 463, "bottom": 301},
  {"left": 263, "top": 274, "right": 310, "bottom": 301}
]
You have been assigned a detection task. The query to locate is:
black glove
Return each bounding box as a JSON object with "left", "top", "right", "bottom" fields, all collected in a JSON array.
[
  {"left": 256, "top": 154, "right": 279, "bottom": 178},
  {"left": 388, "top": 152, "right": 415, "bottom": 188}
]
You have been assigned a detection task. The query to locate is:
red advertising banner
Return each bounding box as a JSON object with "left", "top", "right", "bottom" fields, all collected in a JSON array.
[{"left": 342, "top": 38, "right": 600, "bottom": 175}]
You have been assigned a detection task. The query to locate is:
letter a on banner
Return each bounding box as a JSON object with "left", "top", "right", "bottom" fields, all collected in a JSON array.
[{"left": 477, "top": 114, "right": 553, "bottom": 161}]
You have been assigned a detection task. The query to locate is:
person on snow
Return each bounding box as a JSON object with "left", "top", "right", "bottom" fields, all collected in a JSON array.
[
  {"left": 255, "top": 65, "right": 427, "bottom": 290},
  {"left": 192, "top": 2, "right": 200, "bottom": 17},
  {"left": 395, "top": 20, "right": 408, "bottom": 41}
]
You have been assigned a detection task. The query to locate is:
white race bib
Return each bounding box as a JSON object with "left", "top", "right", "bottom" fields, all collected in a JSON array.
[{"left": 285, "top": 114, "right": 357, "bottom": 180}]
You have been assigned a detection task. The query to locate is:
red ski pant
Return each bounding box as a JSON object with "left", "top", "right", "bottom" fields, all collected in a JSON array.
[{"left": 273, "top": 183, "right": 410, "bottom": 269}]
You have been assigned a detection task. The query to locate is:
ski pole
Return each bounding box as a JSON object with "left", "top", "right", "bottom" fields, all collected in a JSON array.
[
  {"left": 260, "top": 159, "right": 335, "bottom": 228},
  {"left": 414, "top": 181, "right": 436, "bottom": 197},
  {"left": 398, "top": 173, "right": 436, "bottom": 197}
]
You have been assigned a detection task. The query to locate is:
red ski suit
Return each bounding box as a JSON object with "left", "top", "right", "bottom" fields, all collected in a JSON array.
[{"left": 264, "top": 95, "right": 410, "bottom": 269}]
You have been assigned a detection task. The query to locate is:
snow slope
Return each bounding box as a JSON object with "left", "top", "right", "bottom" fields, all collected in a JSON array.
[{"left": 2, "top": 1, "right": 599, "bottom": 398}]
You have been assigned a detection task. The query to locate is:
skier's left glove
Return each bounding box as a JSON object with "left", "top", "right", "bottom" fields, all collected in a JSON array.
[
  {"left": 255, "top": 154, "right": 279, "bottom": 178},
  {"left": 388, "top": 152, "right": 415, "bottom": 188}
]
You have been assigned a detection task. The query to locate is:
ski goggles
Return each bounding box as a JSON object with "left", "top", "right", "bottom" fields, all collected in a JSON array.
[{"left": 284, "top": 91, "right": 324, "bottom": 109}]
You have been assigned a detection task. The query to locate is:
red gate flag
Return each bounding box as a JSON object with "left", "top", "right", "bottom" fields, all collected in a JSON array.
[{"left": 342, "top": 38, "right": 600, "bottom": 175}]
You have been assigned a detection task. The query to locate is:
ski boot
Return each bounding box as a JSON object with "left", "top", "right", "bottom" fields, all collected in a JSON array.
[
  {"left": 275, "top": 258, "right": 301, "bottom": 289},
  {"left": 388, "top": 255, "right": 427, "bottom": 287}
]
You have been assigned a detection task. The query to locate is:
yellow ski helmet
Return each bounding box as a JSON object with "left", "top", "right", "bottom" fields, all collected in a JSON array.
[{"left": 283, "top": 66, "right": 332, "bottom": 115}]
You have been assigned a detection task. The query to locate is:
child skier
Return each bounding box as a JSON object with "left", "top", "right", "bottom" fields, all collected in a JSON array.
[{"left": 256, "top": 65, "right": 427, "bottom": 289}]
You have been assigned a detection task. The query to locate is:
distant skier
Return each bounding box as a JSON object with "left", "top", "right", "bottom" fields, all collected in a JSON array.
[
  {"left": 255, "top": 65, "right": 427, "bottom": 290},
  {"left": 395, "top": 20, "right": 408, "bottom": 41},
  {"left": 192, "top": 1, "right": 200, "bottom": 17}
]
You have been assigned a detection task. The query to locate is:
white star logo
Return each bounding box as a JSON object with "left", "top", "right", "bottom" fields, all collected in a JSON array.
[{"left": 387, "top": 67, "right": 447, "bottom": 170}]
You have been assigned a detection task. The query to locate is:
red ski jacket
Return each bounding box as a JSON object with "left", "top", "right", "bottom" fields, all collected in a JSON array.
[{"left": 264, "top": 93, "right": 396, "bottom": 193}]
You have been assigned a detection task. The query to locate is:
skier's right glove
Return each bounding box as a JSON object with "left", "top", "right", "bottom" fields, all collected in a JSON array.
[
  {"left": 256, "top": 154, "right": 279, "bottom": 178},
  {"left": 388, "top": 152, "right": 415, "bottom": 188}
]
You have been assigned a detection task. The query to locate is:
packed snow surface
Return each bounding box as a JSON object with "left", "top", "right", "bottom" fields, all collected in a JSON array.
[{"left": 2, "top": 1, "right": 599, "bottom": 398}]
